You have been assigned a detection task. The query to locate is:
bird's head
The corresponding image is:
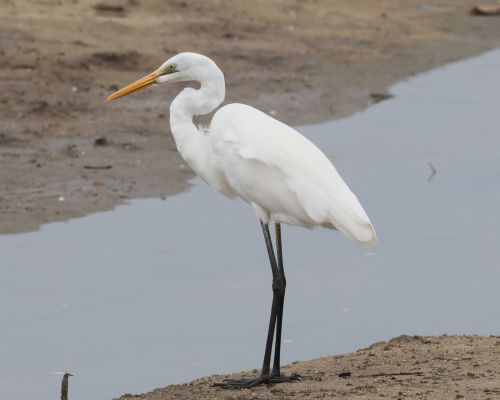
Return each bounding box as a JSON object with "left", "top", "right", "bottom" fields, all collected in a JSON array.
[{"left": 106, "top": 52, "right": 221, "bottom": 102}]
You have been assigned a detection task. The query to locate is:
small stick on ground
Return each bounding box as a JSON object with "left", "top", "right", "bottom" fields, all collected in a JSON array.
[
  {"left": 358, "top": 371, "right": 424, "bottom": 378},
  {"left": 83, "top": 165, "right": 113, "bottom": 170}
]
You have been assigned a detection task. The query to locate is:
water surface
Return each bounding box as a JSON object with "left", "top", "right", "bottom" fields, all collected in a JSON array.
[{"left": 1, "top": 50, "right": 499, "bottom": 400}]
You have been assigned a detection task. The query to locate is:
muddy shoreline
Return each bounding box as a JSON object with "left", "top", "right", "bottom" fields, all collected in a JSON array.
[
  {"left": 116, "top": 335, "right": 500, "bottom": 400},
  {"left": 1, "top": 0, "right": 500, "bottom": 233}
]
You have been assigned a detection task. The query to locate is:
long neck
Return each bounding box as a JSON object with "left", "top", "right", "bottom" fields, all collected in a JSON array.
[{"left": 169, "top": 70, "right": 225, "bottom": 158}]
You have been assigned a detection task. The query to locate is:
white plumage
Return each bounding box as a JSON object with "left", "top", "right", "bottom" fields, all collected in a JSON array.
[
  {"left": 117, "top": 52, "right": 377, "bottom": 245},
  {"left": 107, "top": 52, "right": 377, "bottom": 387},
  {"left": 107, "top": 52, "right": 376, "bottom": 243},
  {"left": 209, "top": 103, "right": 376, "bottom": 244}
]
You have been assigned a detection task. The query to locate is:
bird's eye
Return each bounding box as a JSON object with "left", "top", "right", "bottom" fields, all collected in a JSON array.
[{"left": 162, "top": 64, "right": 177, "bottom": 75}]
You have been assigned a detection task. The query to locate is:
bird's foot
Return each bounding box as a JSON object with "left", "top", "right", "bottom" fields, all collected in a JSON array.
[
  {"left": 214, "top": 373, "right": 301, "bottom": 389},
  {"left": 269, "top": 373, "right": 301, "bottom": 383}
]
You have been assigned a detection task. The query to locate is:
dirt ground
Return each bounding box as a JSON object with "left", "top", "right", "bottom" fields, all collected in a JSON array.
[
  {"left": 1, "top": 0, "right": 500, "bottom": 233},
  {"left": 115, "top": 335, "right": 500, "bottom": 400}
]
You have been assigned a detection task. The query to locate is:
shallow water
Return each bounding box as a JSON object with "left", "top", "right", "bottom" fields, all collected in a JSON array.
[{"left": 1, "top": 50, "right": 500, "bottom": 400}]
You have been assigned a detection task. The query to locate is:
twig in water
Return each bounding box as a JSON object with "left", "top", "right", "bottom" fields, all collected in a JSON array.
[
  {"left": 61, "top": 372, "right": 73, "bottom": 400},
  {"left": 427, "top": 162, "right": 437, "bottom": 182}
]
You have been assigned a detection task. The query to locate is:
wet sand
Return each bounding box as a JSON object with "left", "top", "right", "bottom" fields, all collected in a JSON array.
[
  {"left": 1, "top": 0, "right": 500, "bottom": 233},
  {"left": 117, "top": 335, "right": 500, "bottom": 400}
]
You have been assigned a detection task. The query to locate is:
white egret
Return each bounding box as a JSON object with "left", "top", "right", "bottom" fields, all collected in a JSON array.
[{"left": 107, "top": 52, "right": 376, "bottom": 388}]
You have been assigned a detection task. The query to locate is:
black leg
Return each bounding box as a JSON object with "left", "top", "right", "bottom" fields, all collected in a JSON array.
[
  {"left": 260, "top": 222, "right": 282, "bottom": 376},
  {"left": 271, "top": 224, "right": 300, "bottom": 383},
  {"left": 215, "top": 222, "right": 300, "bottom": 389},
  {"left": 272, "top": 223, "right": 285, "bottom": 376}
]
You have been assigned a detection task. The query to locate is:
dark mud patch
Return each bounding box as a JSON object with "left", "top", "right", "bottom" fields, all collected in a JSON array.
[{"left": 86, "top": 51, "right": 141, "bottom": 69}]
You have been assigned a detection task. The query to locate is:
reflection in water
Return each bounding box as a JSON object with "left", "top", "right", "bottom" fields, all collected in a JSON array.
[{"left": 1, "top": 50, "right": 500, "bottom": 400}]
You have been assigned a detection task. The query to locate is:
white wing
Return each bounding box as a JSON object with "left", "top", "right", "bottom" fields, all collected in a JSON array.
[{"left": 210, "top": 103, "right": 376, "bottom": 245}]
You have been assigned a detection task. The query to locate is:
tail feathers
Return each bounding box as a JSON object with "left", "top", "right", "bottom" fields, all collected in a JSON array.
[
  {"left": 327, "top": 193, "right": 377, "bottom": 245},
  {"left": 289, "top": 177, "right": 377, "bottom": 245},
  {"left": 347, "top": 222, "right": 377, "bottom": 245},
  {"left": 333, "top": 215, "right": 377, "bottom": 245}
]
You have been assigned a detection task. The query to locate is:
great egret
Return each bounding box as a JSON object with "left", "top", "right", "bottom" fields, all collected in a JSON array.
[{"left": 107, "top": 52, "right": 376, "bottom": 388}]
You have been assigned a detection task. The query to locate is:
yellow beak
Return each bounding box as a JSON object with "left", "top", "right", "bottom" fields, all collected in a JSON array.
[{"left": 106, "top": 70, "right": 160, "bottom": 102}]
